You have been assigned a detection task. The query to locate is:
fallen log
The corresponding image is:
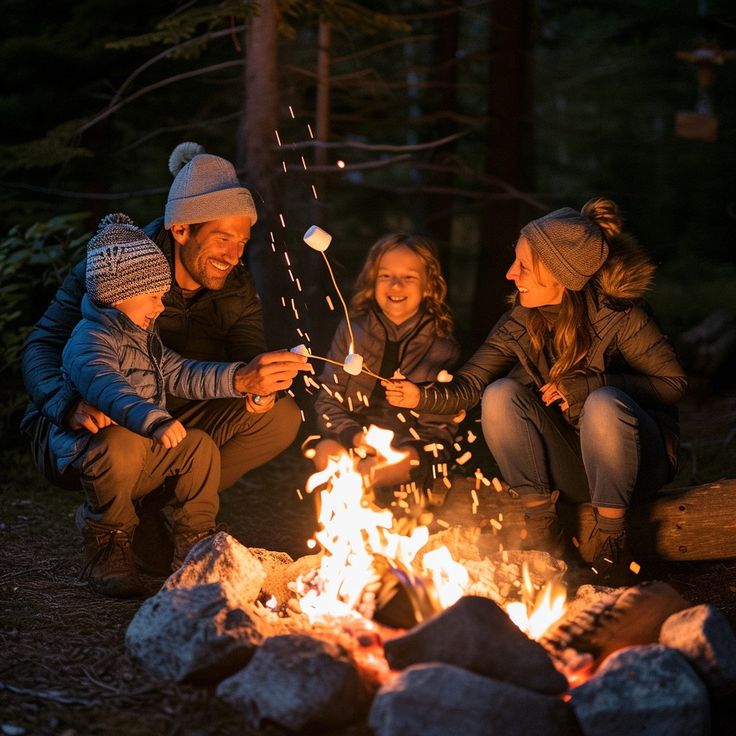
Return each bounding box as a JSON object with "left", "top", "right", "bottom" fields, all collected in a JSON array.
[
  {"left": 437, "top": 476, "right": 736, "bottom": 562},
  {"left": 572, "top": 479, "right": 736, "bottom": 561}
]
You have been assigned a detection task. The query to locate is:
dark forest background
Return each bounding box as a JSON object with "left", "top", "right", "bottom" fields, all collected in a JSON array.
[{"left": 1, "top": 0, "right": 735, "bottom": 442}]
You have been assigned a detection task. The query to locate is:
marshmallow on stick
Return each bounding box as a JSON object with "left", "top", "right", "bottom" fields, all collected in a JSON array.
[{"left": 303, "top": 225, "right": 364, "bottom": 379}]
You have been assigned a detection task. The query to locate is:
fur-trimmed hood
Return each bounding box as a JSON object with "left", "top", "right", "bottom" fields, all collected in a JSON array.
[{"left": 593, "top": 232, "right": 656, "bottom": 303}]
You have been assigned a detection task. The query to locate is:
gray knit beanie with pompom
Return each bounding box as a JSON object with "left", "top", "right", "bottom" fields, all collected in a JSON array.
[
  {"left": 164, "top": 141, "right": 258, "bottom": 228},
  {"left": 521, "top": 207, "right": 608, "bottom": 291},
  {"left": 86, "top": 213, "right": 171, "bottom": 305}
]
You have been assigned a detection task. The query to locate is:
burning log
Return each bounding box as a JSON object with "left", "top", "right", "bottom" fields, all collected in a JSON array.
[{"left": 539, "top": 581, "right": 690, "bottom": 669}]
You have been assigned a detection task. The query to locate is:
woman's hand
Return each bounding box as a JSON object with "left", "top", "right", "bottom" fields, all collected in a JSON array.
[
  {"left": 382, "top": 379, "right": 420, "bottom": 409},
  {"left": 540, "top": 382, "right": 569, "bottom": 412}
]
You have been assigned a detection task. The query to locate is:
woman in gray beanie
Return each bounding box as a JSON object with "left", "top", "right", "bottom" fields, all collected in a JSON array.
[{"left": 384, "top": 198, "right": 687, "bottom": 586}]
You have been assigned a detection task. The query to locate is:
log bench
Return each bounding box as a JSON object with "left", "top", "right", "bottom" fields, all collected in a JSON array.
[{"left": 431, "top": 476, "right": 736, "bottom": 562}]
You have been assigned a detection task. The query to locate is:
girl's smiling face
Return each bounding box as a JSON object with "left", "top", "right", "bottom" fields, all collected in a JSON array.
[
  {"left": 374, "top": 246, "right": 429, "bottom": 325},
  {"left": 506, "top": 236, "right": 565, "bottom": 307}
]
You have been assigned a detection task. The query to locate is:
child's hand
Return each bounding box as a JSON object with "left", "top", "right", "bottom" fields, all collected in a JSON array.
[
  {"left": 153, "top": 419, "right": 187, "bottom": 448},
  {"left": 382, "top": 379, "right": 420, "bottom": 409}
]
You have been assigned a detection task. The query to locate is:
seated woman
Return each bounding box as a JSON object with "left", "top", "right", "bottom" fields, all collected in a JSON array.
[
  {"left": 384, "top": 199, "right": 687, "bottom": 584},
  {"left": 312, "top": 233, "right": 461, "bottom": 505}
]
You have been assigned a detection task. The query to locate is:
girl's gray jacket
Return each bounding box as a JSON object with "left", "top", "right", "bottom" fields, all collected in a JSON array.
[
  {"left": 49, "top": 295, "right": 245, "bottom": 473},
  {"left": 314, "top": 307, "right": 461, "bottom": 452}
]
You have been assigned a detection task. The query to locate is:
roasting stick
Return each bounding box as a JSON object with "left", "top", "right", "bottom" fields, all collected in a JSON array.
[{"left": 292, "top": 348, "right": 389, "bottom": 382}]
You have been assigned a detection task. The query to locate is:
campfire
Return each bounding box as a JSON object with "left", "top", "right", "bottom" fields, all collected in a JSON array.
[{"left": 125, "top": 427, "right": 736, "bottom": 734}]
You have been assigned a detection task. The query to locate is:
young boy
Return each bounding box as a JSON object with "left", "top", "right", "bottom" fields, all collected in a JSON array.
[{"left": 51, "top": 213, "right": 271, "bottom": 598}]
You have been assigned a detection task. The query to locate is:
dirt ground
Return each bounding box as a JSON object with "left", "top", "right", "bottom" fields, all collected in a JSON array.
[{"left": 1, "top": 388, "right": 735, "bottom": 736}]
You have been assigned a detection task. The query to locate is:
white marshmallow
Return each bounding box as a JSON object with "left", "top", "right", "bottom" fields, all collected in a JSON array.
[
  {"left": 436, "top": 369, "right": 453, "bottom": 383},
  {"left": 343, "top": 353, "right": 363, "bottom": 376},
  {"left": 290, "top": 344, "right": 310, "bottom": 356},
  {"left": 303, "top": 225, "right": 332, "bottom": 251}
]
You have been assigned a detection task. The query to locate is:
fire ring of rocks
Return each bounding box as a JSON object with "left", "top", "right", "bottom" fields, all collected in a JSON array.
[{"left": 126, "top": 530, "right": 736, "bottom": 735}]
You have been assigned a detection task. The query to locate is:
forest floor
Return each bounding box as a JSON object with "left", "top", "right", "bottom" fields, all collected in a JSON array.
[{"left": 1, "top": 387, "right": 735, "bottom": 736}]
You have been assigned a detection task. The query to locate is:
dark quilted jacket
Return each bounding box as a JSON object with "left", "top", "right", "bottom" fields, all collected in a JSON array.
[
  {"left": 21, "top": 217, "right": 266, "bottom": 433},
  {"left": 314, "top": 307, "right": 461, "bottom": 451},
  {"left": 415, "top": 243, "right": 687, "bottom": 476}
]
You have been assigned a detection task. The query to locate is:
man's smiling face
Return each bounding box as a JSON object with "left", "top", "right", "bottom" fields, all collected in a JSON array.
[{"left": 173, "top": 215, "right": 252, "bottom": 291}]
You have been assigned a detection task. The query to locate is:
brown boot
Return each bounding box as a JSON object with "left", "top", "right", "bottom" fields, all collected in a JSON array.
[
  {"left": 519, "top": 491, "right": 565, "bottom": 558},
  {"left": 82, "top": 523, "right": 144, "bottom": 598},
  {"left": 171, "top": 525, "right": 220, "bottom": 571},
  {"left": 579, "top": 518, "right": 634, "bottom": 588}
]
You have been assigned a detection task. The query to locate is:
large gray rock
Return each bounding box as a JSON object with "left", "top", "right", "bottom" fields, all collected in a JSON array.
[
  {"left": 126, "top": 583, "right": 266, "bottom": 683},
  {"left": 383, "top": 595, "right": 568, "bottom": 694},
  {"left": 570, "top": 644, "right": 710, "bottom": 736},
  {"left": 164, "top": 531, "right": 266, "bottom": 607},
  {"left": 216, "top": 633, "right": 370, "bottom": 731},
  {"left": 660, "top": 603, "right": 736, "bottom": 696},
  {"left": 369, "top": 663, "right": 580, "bottom": 736}
]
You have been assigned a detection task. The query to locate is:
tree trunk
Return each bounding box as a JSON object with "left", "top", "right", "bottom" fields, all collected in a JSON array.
[
  {"left": 239, "top": 0, "right": 292, "bottom": 348},
  {"left": 472, "top": 0, "right": 531, "bottom": 344},
  {"left": 424, "top": 0, "right": 460, "bottom": 281}
]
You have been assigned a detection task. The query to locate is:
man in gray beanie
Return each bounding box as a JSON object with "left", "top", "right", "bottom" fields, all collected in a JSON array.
[{"left": 21, "top": 143, "right": 309, "bottom": 579}]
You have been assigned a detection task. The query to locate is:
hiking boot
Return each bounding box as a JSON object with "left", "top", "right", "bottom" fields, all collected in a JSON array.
[
  {"left": 82, "top": 524, "right": 144, "bottom": 598},
  {"left": 519, "top": 491, "right": 566, "bottom": 558},
  {"left": 171, "top": 526, "right": 221, "bottom": 571},
  {"left": 131, "top": 501, "right": 174, "bottom": 576},
  {"left": 578, "top": 525, "right": 634, "bottom": 588}
]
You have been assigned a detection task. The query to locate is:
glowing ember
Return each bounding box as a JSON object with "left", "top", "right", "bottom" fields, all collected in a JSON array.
[{"left": 505, "top": 562, "right": 567, "bottom": 639}]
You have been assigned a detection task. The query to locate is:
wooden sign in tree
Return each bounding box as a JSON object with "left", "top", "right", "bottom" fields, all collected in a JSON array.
[{"left": 675, "top": 42, "right": 736, "bottom": 142}]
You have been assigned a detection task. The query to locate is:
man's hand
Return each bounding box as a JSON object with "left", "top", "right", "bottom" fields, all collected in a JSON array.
[
  {"left": 65, "top": 400, "right": 115, "bottom": 433},
  {"left": 234, "top": 350, "right": 312, "bottom": 395},
  {"left": 152, "top": 419, "right": 187, "bottom": 448},
  {"left": 382, "top": 379, "right": 421, "bottom": 409},
  {"left": 245, "top": 392, "right": 276, "bottom": 413}
]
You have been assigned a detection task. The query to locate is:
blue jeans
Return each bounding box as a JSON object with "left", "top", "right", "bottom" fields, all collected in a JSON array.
[{"left": 480, "top": 379, "right": 671, "bottom": 509}]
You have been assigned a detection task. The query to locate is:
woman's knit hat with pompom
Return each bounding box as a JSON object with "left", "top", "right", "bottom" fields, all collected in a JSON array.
[
  {"left": 86, "top": 213, "right": 171, "bottom": 306},
  {"left": 164, "top": 142, "right": 258, "bottom": 228}
]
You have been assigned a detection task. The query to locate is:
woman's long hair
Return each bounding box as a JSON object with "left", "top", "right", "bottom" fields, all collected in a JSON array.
[
  {"left": 350, "top": 233, "right": 454, "bottom": 337},
  {"left": 526, "top": 198, "right": 624, "bottom": 382}
]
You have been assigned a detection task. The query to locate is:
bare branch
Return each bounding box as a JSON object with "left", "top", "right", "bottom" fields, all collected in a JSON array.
[
  {"left": 332, "top": 34, "right": 437, "bottom": 65},
  {"left": 109, "top": 25, "right": 247, "bottom": 106},
  {"left": 277, "top": 130, "right": 468, "bottom": 153},
  {"left": 78, "top": 60, "right": 244, "bottom": 135},
  {"left": 117, "top": 112, "right": 241, "bottom": 154}
]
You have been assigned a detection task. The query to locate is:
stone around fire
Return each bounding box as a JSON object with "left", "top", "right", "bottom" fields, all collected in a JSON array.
[
  {"left": 660, "top": 603, "right": 736, "bottom": 697},
  {"left": 569, "top": 644, "right": 710, "bottom": 736},
  {"left": 382, "top": 595, "right": 568, "bottom": 694},
  {"left": 370, "top": 662, "right": 580, "bottom": 736},
  {"left": 216, "top": 633, "right": 371, "bottom": 731}
]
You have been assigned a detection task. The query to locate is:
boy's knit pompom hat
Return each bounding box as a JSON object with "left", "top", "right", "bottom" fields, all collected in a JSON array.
[
  {"left": 86, "top": 213, "right": 171, "bottom": 306},
  {"left": 164, "top": 141, "right": 258, "bottom": 228},
  {"left": 521, "top": 207, "right": 608, "bottom": 291}
]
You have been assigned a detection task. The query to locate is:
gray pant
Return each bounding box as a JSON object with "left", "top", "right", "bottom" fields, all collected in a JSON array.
[{"left": 28, "top": 396, "right": 301, "bottom": 530}]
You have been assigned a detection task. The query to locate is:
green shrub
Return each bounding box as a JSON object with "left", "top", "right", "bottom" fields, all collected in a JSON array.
[{"left": 0, "top": 214, "right": 90, "bottom": 441}]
